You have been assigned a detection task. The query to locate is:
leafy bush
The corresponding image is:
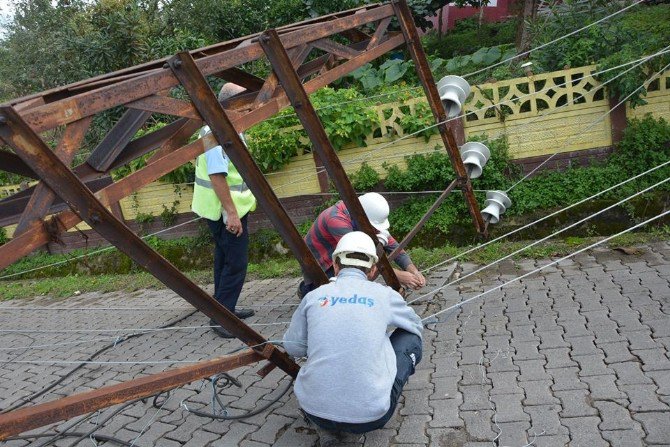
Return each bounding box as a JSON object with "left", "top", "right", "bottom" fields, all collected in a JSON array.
[
  {"left": 350, "top": 162, "right": 381, "bottom": 191},
  {"left": 247, "top": 87, "right": 413, "bottom": 173},
  {"left": 530, "top": 3, "right": 670, "bottom": 106},
  {"left": 348, "top": 59, "right": 417, "bottom": 92},
  {"left": 422, "top": 18, "right": 517, "bottom": 60},
  {"left": 384, "top": 148, "right": 455, "bottom": 192},
  {"left": 0, "top": 227, "right": 8, "bottom": 245},
  {"left": 384, "top": 136, "right": 518, "bottom": 234}
]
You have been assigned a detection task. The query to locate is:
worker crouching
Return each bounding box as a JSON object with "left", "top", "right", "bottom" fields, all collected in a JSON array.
[{"left": 283, "top": 232, "right": 423, "bottom": 445}]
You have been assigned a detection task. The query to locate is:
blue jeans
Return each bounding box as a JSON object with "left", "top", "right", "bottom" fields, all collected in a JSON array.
[
  {"left": 304, "top": 329, "right": 423, "bottom": 434},
  {"left": 207, "top": 214, "right": 249, "bottom": 311}
]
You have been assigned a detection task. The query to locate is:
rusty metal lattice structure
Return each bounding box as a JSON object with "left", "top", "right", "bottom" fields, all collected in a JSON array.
[{"left": 0, "top": 0, "right": 483, "bottom": 437}]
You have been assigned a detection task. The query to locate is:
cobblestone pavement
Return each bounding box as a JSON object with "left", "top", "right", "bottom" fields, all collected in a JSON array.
[{"left": 1, "top": 242, "right": 669, "bottom": 446}]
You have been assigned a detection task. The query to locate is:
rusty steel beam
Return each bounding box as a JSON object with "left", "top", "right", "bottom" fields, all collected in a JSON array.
[
  {"left": 0, "top": 150, "right": 38, "bottom": 179},
  {"left": 234, "top": 33, "right": 404, "bottom": 134},
  {"left": 18, "top": 5, "right": 394, "bottom": 133},
  {"left": 0, "top": 177, "right": 115, "bottom": 228},
  {"left": 104, "top": 117, "right": 202, "bottom": 172},
  {"left": 0, "top": 131, "right": 210, "bottom": 270},
  {"left": 2, "top": 3, "right": 382, "bottom": 110},
  {"left": 253, "top": 45, "right": 311, "bottom": 107},
  {"left": 87, "top": 109, "right": 152, "bottom": 172},
  {"left": 127, "top": 95, "right": 202, "bottom": 120},
  {"left": 146, "top": 118, "right": 203, "bottom": 163},
  {"left": 0, "top": 106, "right": 300, "bottom": 379},
  {"left": 312, "top": 38, "right": 361, "bottom": 59},
  {"left": 389, "top": 179, "right": 459, "bottom": 262},
  {"left": 392, "top": 0, "right": 485, "bottom": 235},
  {"left": 259, "top": 29, "right": 401, "bottom": 291},
  {"left": 367, "top": 17, "right": 392, "bottom": 49},
  {"left": 167, "top": 52, "right": 328, "bottom": 288},
  {"left": 0, "top": 350, "right": 263, "bottom": 440},
  {"left": 14, "top": 117, "right": 92, "bottom": 236},
  {"left": 213, "top": 67, "right": 266, "bottom": 91}
]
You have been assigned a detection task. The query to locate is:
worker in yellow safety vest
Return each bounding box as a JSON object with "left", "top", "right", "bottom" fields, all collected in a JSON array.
[{"left": 191, "top": 83, "right": 257, "bottom": 338}]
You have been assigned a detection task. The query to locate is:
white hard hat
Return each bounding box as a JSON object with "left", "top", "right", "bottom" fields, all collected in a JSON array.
[
  {"left": 332, "top": 231, "right": 379, "bottom": 269},
  {"left": 358, "top": 192, "right": 390, "bottom": 231}
]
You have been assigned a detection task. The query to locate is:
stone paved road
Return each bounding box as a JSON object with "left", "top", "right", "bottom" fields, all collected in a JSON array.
[{"left": 1, "top": 242, "right": 669, "bottom": 446}]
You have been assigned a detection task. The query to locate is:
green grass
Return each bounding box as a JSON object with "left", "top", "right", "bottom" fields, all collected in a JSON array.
[{"left": 2, "top": 228, "right": 667, "bottom": 301}]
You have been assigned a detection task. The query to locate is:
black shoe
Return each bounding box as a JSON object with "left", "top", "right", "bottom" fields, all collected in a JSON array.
[
  {"left": 234, "top": 308, "right": 255, "bottom": 319},
  {"left": 209, "top": 319, "right": 235, "bottom": 338}
]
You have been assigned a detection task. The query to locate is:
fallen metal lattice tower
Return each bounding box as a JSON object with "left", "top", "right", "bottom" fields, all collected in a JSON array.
[{"left": 0, "top": 0, "right": 484, "bottom": 437}]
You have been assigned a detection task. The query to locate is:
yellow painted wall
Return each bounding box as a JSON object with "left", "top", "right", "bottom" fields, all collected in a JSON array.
[
  {"left": 3, "top": 183, "right": 193, "bottom": 237},
  {"left": 627, "top": 71, "right": 670, "bottom": 122},
  {"left": 268, "top": 65, "right": 626, "bottom": 196}
]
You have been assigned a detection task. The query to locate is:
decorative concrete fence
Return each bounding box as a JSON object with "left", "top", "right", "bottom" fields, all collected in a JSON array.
[{"left": 267, "top": 65, "right": 670, "bottom": 197}]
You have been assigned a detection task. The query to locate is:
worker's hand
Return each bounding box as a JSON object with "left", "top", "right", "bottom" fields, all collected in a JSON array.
[
  {"left": 226, "top": 212, "right": 243, "bottom": 237},
  {"left": 413, "top": 270, "right": 426, "bottom": 288},
  {"left": 396, "top": 270, "right": 423, "bottom": 290}
]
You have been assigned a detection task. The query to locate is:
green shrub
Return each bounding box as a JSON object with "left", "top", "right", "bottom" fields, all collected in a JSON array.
[
  {"left": 384, "top": 116, "right": 670, "bottom": 239},
  {"left": 384, "top": 147, "right": 455, "bottom": 192},
  {"left": 612, "top": 115, "right": 670, "bottom": 175},
  {"left": 0, "top": 227, "right": 8, "bottom": 245},
  {"left": 246, "top": 87, "right": 378, "bottom": 173},
  {"left": 422, "top": 18, "right": 517, "bottom": 60},
  {"left": 350, "top": 162, "right": 381, "bottom": 191},
  {"left": 530, "top": 3, "right": 670, "bottom": 105},
  {"left": 384, "top": 136, "right": 517, "bottom": 235}
]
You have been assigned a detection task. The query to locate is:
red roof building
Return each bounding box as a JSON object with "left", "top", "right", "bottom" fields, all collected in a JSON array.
[{"left": 428, "top": 0, "right": 515, "bottom": 31}]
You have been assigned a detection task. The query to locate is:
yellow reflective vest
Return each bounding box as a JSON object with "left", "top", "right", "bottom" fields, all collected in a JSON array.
[{"left": 191, "top": 130, "right": 256, "bottom": 222}]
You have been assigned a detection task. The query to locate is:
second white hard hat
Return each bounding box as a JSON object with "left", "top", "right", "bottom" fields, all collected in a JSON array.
[
  {"left": 332, "top": 231, "right": 379, "bottom": 269},
  {"left": 358, "top": 192, "right": 390, "bottom": 231}
]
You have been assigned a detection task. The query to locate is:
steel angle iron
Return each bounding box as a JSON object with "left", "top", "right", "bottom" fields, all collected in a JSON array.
[
  {"left": 481, "top": 190, "right": 512, "bottom": 224},
  {"left": 436, "top": 75, "right": 471, "bottom": 118},
  {"left": 460, "top": 141, "right": 490, "bottom": 179}
]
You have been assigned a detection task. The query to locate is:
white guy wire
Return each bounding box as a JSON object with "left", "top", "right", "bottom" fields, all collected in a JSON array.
[
  {"left": 506, "top": 58, "right": 670, "bottom": 192},
  {"left": 410, "top": 175, "right": 670, "bottom": 305},
  {"left": 464, "top": 0, "right": 644, "bottom": 78},
  {"left": 130, "top": 394, "right": 169, "bottom": 447},
  {"left": 0, "top": 321, "right": 294, "bottom": 350},
  {"left": 0, "top": 216, "right": 202, "bottom": 280},
  {"left": 0, "top": 340, "right": 306, "bottom": 365},
  {"left": 421, "top": 207, "right": 670, "bottom": 322},
  {"left": 418, "top": 158, "right": 670, "bottom": 275}
]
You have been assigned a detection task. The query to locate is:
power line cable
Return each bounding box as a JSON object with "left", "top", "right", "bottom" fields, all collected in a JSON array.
[
  {"left": 410, "top": 174, "right": 670, "bottom": 305},
  {"left": 464, "top": 0, "right": 645, "bottom": 78},
  {"left": 417, "top": 158, "right": 670, "bottom": 275},
  {"left": 0, "top": 309, "right": 198, "bottom": 414},
  {"left": 421, "top": 206, "right": 670, "bottom": 323}
]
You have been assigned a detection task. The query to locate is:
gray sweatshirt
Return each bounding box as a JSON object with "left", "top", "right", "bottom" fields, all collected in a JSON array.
[{"left": 283, "top": 268, "right": 423, "bottom": 423}]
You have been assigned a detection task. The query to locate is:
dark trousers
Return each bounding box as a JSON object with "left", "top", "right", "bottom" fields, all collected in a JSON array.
[
  {"left": 304, "top": 329, "right": 423, "bottom": 434},
  {"left": 206, "top": 214, "right": 249, "bottom": 311},
  {"left": 299, "top": 266, "right": 334, "bottom": 298}
]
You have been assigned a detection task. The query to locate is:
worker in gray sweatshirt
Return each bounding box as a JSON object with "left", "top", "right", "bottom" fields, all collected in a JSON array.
[{"left": 283, "top": 231, "right": 423, "bottom": 443}]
